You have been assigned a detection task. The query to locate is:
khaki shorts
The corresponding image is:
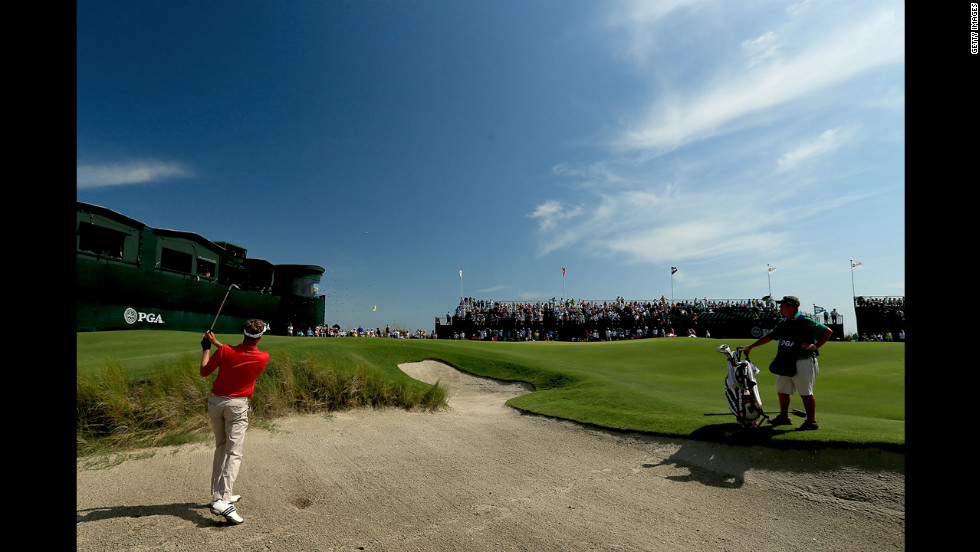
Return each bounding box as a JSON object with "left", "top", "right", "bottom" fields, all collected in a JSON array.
[{"left": 774, "top": 356, "right": 819, "bottom": 396}]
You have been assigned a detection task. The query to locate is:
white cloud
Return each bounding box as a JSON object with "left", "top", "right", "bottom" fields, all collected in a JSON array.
[
  {"left": 602, "top": 0, "right": 711, "bottom": 66},
  {"left": 529, "top": 172, "right": 795, "bottom": 265},
  {"left": 603, "top": 219, "right": 786, "bottom": 265},
  {"left": 77, "top": 160, "right": 194, "bottom": 189},
  {"left": 777, "top": 127, "right": 850, "bottom": 171},
  {"left": 613, "top": 3, "right": 904, "bottom": 153},
  {"left": 529, "top": 200, "right": 590, "bottom": 256},
  {"left": 742, "top": 31, "right": 782, "bottom": 68},
  {"left": 518, "top": 291, "right": 552, "bottom": 300},
  {"left": 529, "top": 200, "right": 584, "bottom": 232},
  {"left": 530, "top": 0, "right": 903, "bottom": 290},
  {"left": 476, "top": 285, "right": 507, "bottom": 293}
]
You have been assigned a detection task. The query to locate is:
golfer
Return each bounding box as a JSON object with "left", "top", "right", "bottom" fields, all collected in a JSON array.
[
  {"left": 744, "top": 296, "right": 832, "bottom": 431},
  {"left": 200, "top": 319, "right": 271, "bottom": 524}
]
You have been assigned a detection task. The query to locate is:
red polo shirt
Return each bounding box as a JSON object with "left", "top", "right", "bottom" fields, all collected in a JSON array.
[{"left": 204, "top": 343, "right": 270, "bottom": 398}]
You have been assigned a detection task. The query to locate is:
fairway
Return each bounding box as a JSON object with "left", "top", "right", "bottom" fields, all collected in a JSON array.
[{"left": 77, "top": 331, "right": 905, "bottom": 449}]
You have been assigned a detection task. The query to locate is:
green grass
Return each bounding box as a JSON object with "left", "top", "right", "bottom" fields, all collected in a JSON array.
[
  {"left": 77, "top": 332, "right": 904, "bottom": 454},
  {"left": 76, "top": 331, "right": 449, "bottom": 457}
]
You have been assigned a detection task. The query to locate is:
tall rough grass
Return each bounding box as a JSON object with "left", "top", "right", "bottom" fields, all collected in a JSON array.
[{"left": 77, "top": 352, "right": 447, "bottom": 457}]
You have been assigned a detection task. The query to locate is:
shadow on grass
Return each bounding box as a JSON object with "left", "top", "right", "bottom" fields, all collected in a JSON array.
[
  {"left": 685, "top": 422, "right": 788, "bottom": 445},
  {"left": 683, "top": 422, "right": 905, "bottom": 453},
  {"left": 76, "top": 502, "right": 235, "bottom": 527}
]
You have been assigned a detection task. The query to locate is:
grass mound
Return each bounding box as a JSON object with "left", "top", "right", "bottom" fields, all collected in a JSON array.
[{"left": 76, "top": 335, "right": 448, "bottom": 457}]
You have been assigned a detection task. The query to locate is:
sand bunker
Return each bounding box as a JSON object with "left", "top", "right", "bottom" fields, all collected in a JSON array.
[{"left": 77, "top": 360, "right": 904, "bottom": 551}]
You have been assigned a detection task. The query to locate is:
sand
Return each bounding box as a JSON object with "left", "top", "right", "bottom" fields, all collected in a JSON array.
[{"left": 76, "top": 360, "right": 904, "bottom": 551}]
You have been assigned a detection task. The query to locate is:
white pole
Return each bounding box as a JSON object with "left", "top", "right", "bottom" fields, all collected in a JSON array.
[{"left": 767, "top": 264, "right": 772, "bottom": 297}]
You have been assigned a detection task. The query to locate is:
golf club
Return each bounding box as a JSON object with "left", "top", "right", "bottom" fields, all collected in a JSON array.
[{"left": 209, "top": 283, "right": 240, "bottom": 332}]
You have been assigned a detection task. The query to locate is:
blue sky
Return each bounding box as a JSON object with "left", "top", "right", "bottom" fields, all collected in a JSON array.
[{"left": 77, "top": 0, "right": 904, "bottom": 335}]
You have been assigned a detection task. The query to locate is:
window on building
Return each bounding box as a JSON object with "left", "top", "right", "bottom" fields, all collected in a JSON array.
[
  {"left": 160, "top": 248, "right": 193, "bottom": 273},
  {"left": 77, "top": 222, "right": 126, "bottom": 258},
  {"left": 197, "top": 257, "right": 216, "bottom": 278}
]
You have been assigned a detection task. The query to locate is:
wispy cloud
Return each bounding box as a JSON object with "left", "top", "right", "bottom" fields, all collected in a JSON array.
[
  {"left": 77, "top": 160, "right": 194, "bottom": 189},
  {"left": 777, "top": 127, "right": 851, "bottom": 171},
  {"left": 601, "top": 0, "right": 712, "bottom": 67},
  {"left": 475, "top": 285, "right": 507, "bottom": 293},
  {"left": 530, "top": 177, "right": 791, "bottom": 265},
  {"left": 742, "top": 31, "right": 782, "bottom": 68},
  {"left": 518, "top": 290, "right": 553, "bottom": 300},
  {"left": 529, "top": 200, "right": 584, "bottom": 232},
  {"left": 531, "top": 1, "right": 903, "bottom": 270},
  {"left": 612, "top": 2, "right": 904, "bottom": 153}
]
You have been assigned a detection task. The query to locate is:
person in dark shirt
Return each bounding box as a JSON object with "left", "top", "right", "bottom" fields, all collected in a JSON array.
[{"left": 745, "top": 296, "right": 832, "bottom": 431}]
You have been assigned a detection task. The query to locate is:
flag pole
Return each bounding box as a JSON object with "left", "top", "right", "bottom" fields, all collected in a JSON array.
[
  {"left": 767, "top": 264, "right": 772, "bottom": 297},
  {"left": 670, "top": 267, "right": 675, "bottom": 303},
  {"left": 562, "top": 267, "right": 566, "bottom": 302},
  {"left": 766, "top": 265, "right": 778, "bottom": 299},
  {"left": 850, "top": 260, "right": 856, "bottom": 301}
]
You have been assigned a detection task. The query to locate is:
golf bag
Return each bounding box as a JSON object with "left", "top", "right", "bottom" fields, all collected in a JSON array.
[{"left": 717, "top": 344, "right": 769, "bottom": 429}]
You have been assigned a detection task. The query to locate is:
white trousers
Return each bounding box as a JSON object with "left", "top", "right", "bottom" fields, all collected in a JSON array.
[{"left": 208, "top": 395, "right": 249, "bottom": 503}]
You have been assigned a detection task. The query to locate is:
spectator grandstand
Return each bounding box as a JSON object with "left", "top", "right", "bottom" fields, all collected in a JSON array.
[
  {"left": 853, "top": 296, "right": 905, "bottom": 341},
  {"left": 434, "top": 296, "right": 843, "bottom": 341}
]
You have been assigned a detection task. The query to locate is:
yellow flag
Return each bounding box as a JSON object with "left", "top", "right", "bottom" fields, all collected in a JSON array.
[{"left": 373, "top": 305, "right": 377, "bottom": 311}]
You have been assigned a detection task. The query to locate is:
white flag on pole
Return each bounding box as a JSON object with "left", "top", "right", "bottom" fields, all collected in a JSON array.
[
  {"left": 851, "top": 261, "right": 862, "bottom": 269},
  {"left": 768, "top": 265, "right": 777, "bottom": 273}
]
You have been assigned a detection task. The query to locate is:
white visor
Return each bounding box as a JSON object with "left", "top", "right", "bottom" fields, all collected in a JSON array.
[{"left": 244, "top": 326, "right": 266, "bottom": 339}]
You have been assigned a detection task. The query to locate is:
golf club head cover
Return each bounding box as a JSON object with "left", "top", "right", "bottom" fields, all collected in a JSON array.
[{"left": 201, "top": 335, "right": 212, "bottom": 351}]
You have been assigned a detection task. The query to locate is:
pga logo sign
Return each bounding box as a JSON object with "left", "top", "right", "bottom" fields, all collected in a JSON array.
[{"left": 124, "top": 307, "right": 166, "bottom": 325}]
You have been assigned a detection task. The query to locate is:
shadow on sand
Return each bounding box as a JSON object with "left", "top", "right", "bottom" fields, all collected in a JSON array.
[
  {"left": 76, "top": 502, "right": 233, "bottom": 527},
  {"left": 641, "top": 422, "right": 904, "bottom": 490},
  {"left": 641, "top": 423, "right": 789, "bottom": 488}
]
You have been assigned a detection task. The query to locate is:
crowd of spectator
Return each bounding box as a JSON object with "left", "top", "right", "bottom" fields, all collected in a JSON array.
[
  {"left": 854, "top": 329, "right": 905, "bottom": 342},
  {"left": 451, "top": 296, "right": 780, "bottom": 323},
  {"left": 852, "top": 296, "right": 905, "bottom": 341},
  {"left": 854, "top": 296, "right": 905, "bottom": 320},
  {"left": 275, "top": 294, "right": 892, "bottom": 342},
  {"left": 285, "top": 323, "right": 431, "bottom": 339},
  {"left": 441, "top": 296, "right": 788, "bottom": 341}
]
